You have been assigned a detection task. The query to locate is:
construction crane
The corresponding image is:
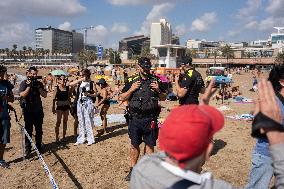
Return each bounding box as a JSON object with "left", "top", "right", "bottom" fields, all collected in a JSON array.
[{"left": 74, "top": 26, "right": 95, "bottom": 50}]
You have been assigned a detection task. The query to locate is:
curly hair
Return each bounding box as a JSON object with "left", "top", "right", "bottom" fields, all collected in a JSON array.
[{"left": 268, "top": 64, "right": 284, "bottom": 92}]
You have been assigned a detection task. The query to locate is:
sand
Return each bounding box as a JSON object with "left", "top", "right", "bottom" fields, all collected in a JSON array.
[{"left": 0, "top": 68, "right": 267, "bottom": 189}]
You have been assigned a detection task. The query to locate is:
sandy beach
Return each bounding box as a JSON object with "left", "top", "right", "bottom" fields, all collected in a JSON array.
[{"left": 0, "top": 67, "right": 268, "bottom": 189}]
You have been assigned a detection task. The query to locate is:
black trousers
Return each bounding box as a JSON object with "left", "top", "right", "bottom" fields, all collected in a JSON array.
[{"left": 23, "top": 110, "right": 44, "bottom": 151}]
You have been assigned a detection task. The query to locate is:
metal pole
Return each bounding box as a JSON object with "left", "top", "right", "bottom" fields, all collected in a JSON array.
[{"left": 84, "top": 29, "right": 87, "bottom": 50}]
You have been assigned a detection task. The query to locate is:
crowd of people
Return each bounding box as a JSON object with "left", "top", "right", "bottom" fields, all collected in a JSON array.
[{"left": 0, "top": 57, "right": 284, "bottom": 189}]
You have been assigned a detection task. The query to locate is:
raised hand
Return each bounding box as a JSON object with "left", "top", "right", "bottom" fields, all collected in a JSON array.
[{"left": 199, "top": 79, "right": 217, "bottom": 105}]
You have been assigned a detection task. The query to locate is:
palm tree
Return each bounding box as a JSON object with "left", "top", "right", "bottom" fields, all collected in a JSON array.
[
  {"left": 210, "top": 49, "right": 219, "bottom": 66},
  {"left": 220, "top": 45, "right": 234, "bottom": 64},
  {"left": 275, "top": 52, "right": 284, "bottom": 64}
]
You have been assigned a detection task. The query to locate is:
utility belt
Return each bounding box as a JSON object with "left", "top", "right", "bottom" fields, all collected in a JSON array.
[{"left": 128, "top": 111, "right": 159, "bottom": 119}]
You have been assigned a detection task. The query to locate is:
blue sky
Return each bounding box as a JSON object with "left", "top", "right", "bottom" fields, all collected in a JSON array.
[{"left": 0, "top": 0, "right": 283, "bottom": 49}]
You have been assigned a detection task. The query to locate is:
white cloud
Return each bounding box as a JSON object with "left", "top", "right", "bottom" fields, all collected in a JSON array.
[
  {"left": 0, "top": 0, "right": 86, "bottom": 18},
  {"left": 245, "top": 20, "right": 258, "bottom": 29},
  {"left": 58, "top": 22, "right": 72, "bottom": 31},
  {"left": 135, "top": 3, "right": 175, "bottom": 35},
  {"left": 88, "top": 25, "right": 109, "bottom": 45},
  {"left": 0, "top": 22, "right": 33, "bottom": 48},
  {"left": 175, "top": 24, "right": 188, "bottom": 36},
  {"left": 107, "top": 0, "right": 189, "bottom": 6},
  {"left": 111, "top": 23, "right": 129, "bottom": 33},
  {"left": 0, "top": 0, "right": 86, "bottom": 48},
  {"left": 236, "top": 0, "right": 262, "bottom": 20},
  {"left": 227, "top": 30, "right": 242, "bottom": 37},
  {"left": 190, "top": 12, "right": 217, "bottom": 32},
  {"left": 266, "top": 0, "right": 284, "bottom": 17}
]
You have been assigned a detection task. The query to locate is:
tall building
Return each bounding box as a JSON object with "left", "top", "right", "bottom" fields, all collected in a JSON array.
[
  {"left": 72, "top": 31, "right": 84, "bottom": 53},
  {"left": 119, "top": 35, "right": 150, "bottom": 57},
  {"left": 150, "top": 19, "right": 172, "bottom": 56},
  {"left": 35, "top": 26, "right": 83, "bottom": 53},
  {"left": 270, "top": 27, "right": 284, "bottom": 48}
]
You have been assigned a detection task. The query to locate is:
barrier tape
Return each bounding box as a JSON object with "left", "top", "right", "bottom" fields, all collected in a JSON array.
[{"left": 17, "top": 122, "right": 59, "bottom": 189}]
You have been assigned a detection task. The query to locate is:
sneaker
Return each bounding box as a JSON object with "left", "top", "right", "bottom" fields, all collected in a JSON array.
[
  {"left": 74, "top": 142, "right": 81, "bottom": 146},
  {"left": 87, "top": 142, "right": 93, "bottom": 146},
  {"left": 0, "top": 160, "right": 10, "bottom": 169},
  {"left": 124, "top": 168, "right": 133, "bottom": 181}
]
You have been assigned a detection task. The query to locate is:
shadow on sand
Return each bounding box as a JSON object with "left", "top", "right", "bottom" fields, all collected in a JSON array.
[{"left": 211, "top": 139, "right": 227, "bottom": 156}]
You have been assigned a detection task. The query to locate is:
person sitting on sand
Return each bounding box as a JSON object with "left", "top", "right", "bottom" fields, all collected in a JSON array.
[
  {"left": 231, "top": 86, "right": 241, "bottom": 99},
  {"left": 52, "top": 75, "right": 72, "bottom": 142},
  {"left": 96, "top": 78, "right": 111, "bottom": 134}
]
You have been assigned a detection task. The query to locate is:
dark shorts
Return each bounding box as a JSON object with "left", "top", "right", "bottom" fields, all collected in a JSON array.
[
  {"left": 56, "top": 105, "right": 70, "bottom": 111},
  {"left": 128, "top": 116, "right": 159, "bottom": 147},
  {"left": 0, "top": 119, "right": 11, "bottom": 144}
]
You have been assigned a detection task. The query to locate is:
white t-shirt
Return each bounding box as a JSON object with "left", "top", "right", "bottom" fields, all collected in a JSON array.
[{"left": 79, "top": 81, "right": 91, "bottom": 100}]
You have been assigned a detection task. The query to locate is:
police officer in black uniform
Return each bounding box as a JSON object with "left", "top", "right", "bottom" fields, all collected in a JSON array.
[
  {"left": 119, "top": 57, "right": 166, "bottom": 181},
  {"left": 175, "top": 57, "right": 205, "bottom": 105}
]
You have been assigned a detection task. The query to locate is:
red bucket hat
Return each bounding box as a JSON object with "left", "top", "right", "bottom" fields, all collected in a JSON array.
[{"left": 159, "top": 105, "right": 224, "bottom": 168}]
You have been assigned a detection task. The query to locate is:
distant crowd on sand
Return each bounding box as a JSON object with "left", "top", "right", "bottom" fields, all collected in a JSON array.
[{"left": 2, "top": 60, "right": 283, "bottom": 189}]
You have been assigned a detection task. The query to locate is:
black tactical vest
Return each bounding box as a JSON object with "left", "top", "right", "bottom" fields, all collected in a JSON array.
[{"left": 128, "top": 76, "right": 160, "bottom": 115}]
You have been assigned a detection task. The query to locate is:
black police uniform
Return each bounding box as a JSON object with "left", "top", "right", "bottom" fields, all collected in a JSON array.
[
  {"left": 179, "top": 69, "right": 205, "bottom": 105},
  {"left": 122, "top": 74, "right": 164, "bottom": 147},
  {"left": 19, "top": 80, "right": 45, "bottom": 152}
]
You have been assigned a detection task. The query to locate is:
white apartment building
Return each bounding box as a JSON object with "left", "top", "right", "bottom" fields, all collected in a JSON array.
[
  {"left": 35, "top": 26, "right": 83, "bottom": 53},
  {"left": 270, "top": 27, "right": 284, "bottom": 49},
  {"left": 150, "top": 19, "right": 172, "bottom": 56}
]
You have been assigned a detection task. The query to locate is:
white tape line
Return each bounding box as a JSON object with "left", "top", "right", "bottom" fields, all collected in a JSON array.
[{"left": 19, "top": 123, "right": 59, "bottom": 189}]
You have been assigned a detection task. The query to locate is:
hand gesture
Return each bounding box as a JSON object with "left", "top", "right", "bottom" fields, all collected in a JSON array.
[
  {"left": 130, "top": 81, "right": 141, "bottom": 92},
  {"left": 255, "top": 79, "right": 284, "bottom": 145},
  {"left": 150, "top": 81, "right": 159, "bottom": 92},
  {"left": 175, "top": 74, "right": 180, "bottom": 82},
  {"left": 199, "top": 79, "right": 217, "bottom": 105}
]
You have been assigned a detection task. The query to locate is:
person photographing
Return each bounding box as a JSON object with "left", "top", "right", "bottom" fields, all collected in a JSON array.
[
  {"left": 19, "top": 66, "right": 47, "bottom": 156},
  {"left": 0, "top": 65, "right": 14, "bottom": 168}
]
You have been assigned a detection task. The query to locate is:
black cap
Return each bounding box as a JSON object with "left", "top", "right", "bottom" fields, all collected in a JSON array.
[
  {"left": 138, "top": 57, "right": 151, "bottom": 69},
  {"left": 0, "top": 65, "right": 7, "bottom": 72},
  {"left": 97, "top": 78, "right": 106, "bottom": 85},
  {"left": 28, "top": 66, "right": 38, "bottom": 72},
  {"left": 181, "top": 56, "right": 193, "bottom": 65}
]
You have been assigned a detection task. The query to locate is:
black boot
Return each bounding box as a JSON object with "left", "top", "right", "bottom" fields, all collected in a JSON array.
[{"left": 125, "top": 167, "right": 133, "bottom": 181}]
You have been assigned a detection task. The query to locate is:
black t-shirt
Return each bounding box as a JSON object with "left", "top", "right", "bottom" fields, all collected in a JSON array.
[
  {"left": 179, "top": 69, "right": 205, "bottom": 105},
  {"left": 19, "top": 80, "right": 44, "bottom": 110}
]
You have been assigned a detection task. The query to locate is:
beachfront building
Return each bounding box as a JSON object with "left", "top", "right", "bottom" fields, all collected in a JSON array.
[
  {"left": 270, "top": 27, "right": 284, "bottom": 49},
  {"left": 35, "top": 26, "right": 83, "bottom": 53},
  {"left": 150, "top": 19, "right": 172, "bottom": 56},
  {"left": 250, "top": 40, "right": 268, "bottom": 48},
  {"left": 186, "top": 39, "right": 219, "bottom": 51},
  {"left": 118, "top": 35, "right": 150, "bottom": 59}
]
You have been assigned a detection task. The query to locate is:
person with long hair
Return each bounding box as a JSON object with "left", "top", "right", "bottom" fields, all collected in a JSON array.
[
  {"left": 96, "top": 78, "right": 110, "bottom": 134},
  {"left": 52, "top": 75, "right": 72, "bottom": 142},
  {"left": 69, "top": 69, "right": 96, "bottom": 146}
]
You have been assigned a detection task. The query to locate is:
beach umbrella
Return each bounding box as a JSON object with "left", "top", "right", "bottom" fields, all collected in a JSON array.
[
  {"left": 68, "top": 68, "right": 79, "bottom": 73},
  {"left": 50, "top": 70, "right": 68, "bottom": 76}
]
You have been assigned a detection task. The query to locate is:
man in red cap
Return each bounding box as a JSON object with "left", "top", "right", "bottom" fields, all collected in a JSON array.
[{"left": 130, "top": 79, "right": 284, "bottom": 189}]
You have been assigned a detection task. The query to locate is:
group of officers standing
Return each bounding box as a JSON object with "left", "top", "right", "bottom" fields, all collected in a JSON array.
[{"left": 0, "top": 57, "right": 206, "bottom": 179}]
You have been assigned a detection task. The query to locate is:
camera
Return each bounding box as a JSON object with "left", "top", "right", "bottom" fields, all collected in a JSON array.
[{"left": 27, "top": 76, "right": 43, "bottom": 88}]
